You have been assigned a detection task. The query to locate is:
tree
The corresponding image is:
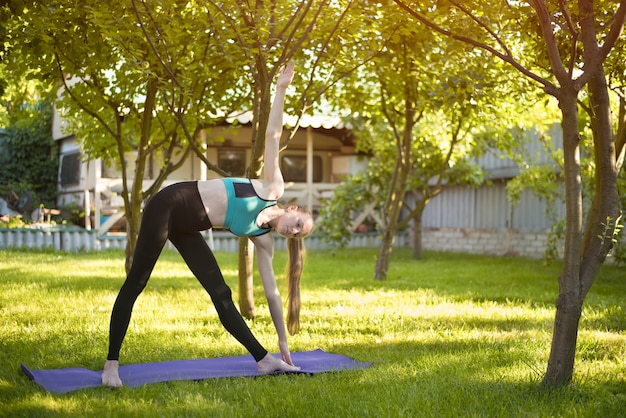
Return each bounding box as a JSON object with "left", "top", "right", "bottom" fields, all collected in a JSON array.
[
  {"left": 318, "top": 4, "right": 524, "bottom": 278},
  {"left": 187, "top": 0, "right": 345, "bottom": 318},
  {"left": 133, "top": 0, "right": 368, "bottom": 318},
  {"left": 5, "top": 0, "right": 241, "bottom": 271},
  {"left": 393, "top": 0, "right": 626, "bottom": 387}
]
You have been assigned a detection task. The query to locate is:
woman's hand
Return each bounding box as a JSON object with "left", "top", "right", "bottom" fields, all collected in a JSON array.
[
  {"left": 279, "top": 339, "right": 294, "bottom": 365},
  {"left": 276, "top": 61, "right": 295, "bottom": 89}
]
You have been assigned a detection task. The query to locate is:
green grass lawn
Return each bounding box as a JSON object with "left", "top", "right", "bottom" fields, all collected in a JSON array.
[{"left": 0, "top": 247, "right": 624, "bottom": 417}]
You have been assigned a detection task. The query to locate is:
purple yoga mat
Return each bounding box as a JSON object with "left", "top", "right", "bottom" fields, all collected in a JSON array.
[{"left": 21, "top": 349, "right": 371, "bottom": 394}]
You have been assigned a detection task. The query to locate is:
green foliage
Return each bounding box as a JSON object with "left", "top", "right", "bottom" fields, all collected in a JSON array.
[
  {"left": 0, "top": 214, "right": 27, "bottom": 228},
  {"left": 0, "top": 248, "right": 624, "bottom": 416},
  {"left": 544, "top": 218, "right": 566, "bottom": 264},
  {"left": 316, "top": 172, "right": 375, "bottom": 248},
  {"left": 317, "top": 2, "right": 533, "bottom": 261},
  {"left": 610, "top": 232, "right": 626, "bottom": 265},
  {"left": 612, "top": 167, "right": 626, "bottom": 264},
  {"left": 0, "top": 99, "right": 58, "bottom": 211},
  {"left": 0, "top": 18, "right": 59, "bottom": 214},
  {"left": 597, "top": 215, "right": 622, "bottom": 245}
]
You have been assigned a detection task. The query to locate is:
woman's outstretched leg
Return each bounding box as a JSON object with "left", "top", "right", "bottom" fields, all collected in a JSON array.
[
  {"left": 171, "top": 231, "right": 299, "bottom": 373},
  {"left": 102, "top": 187, "right": 177, "bottom": 387},
  {"left": 169, "top": 231, "right": 269, "bottom": 361}
]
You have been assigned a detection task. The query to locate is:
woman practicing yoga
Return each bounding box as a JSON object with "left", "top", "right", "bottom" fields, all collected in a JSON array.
[{"left": 102, "top": 62, "right": 314, "bottom": 387}]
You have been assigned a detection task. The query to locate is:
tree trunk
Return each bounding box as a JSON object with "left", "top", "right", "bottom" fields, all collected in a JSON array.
[
  {"left": 374, "top": 227, "right": 395, "bottom": 280},
  {"left": 543, "top": 0, "right": 623, "bottom": 386},
  {"left": 374, "top": 156, "right": 409, "bottom": 280},
  {"left": 237, "top": 60, "right": 271, "bottom": 316},
  {"left": 238, "top": 237, "right": 256, "bottom": 318},
  {"left": 545, "top": 61, "right": 619, "bottom": 386},
  {"left": 124, "top": 198, "right": 141, "bottom": 274},
  {"left": 373, "top": 95, "right": 415, "bottom": 279},
  {"left": 124, "top": 78, "right": 158, "bottom": 273},
  {"left": 544, "top": 91, "right": 584, "bottom": 386},
  {"left": 544, "top": 290, "right": 582, "bottom": 386},
  {"left": 374, "top": 176, "right": 408, "bottom": 280},
  {"left": 579, "top": 68, "right": 621, "bottom": 297},
  {"left": 412, "top": 209, "right": 423, "bottom": 259}
]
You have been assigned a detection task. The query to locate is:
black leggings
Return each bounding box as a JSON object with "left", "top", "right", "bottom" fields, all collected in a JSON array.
[{"left": 106, "top": 181, "right": 268, "bottom": 362}]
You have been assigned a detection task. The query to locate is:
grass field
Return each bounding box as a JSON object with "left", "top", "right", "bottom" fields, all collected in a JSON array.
[{"left": 0, "top": 247, "right": 624, "bottom": 417}]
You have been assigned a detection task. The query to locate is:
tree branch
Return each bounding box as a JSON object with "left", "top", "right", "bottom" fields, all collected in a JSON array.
[
  {"left": 591, "top": 0, "right": 626, "bottom": 72},
  {"left": 53, "top": 54, "right": 119, "bottom": 140},
  {"left": 208, "top": 1, "right": 252, "bottom": 64},
  {"left": 144, "top": 139, "right": 192, "bottom": 197},
  {"left": 526, "top": 0, "right": 571, "bottom": 86},
  {"left": 392, "top": 0, "right": 560, "bottom": 97},
  {"left": 299, "top": 0, "right": 362, "bottom": 99},
  {"left": 558, "top": 0, "right": 580, "bottom": 78},
  {"left": 131, "top": 0, "right": 183, "bottom": 89},
  {"left": 269, "top": 0, "right": 314, "bottom": 51}
]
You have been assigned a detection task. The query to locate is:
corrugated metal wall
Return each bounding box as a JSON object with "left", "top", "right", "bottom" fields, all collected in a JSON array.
[
  {"left": 476, "top": 182, "right": 508, "bottom": 228},
  {"left": 422, "top": 181, "right": 565, "bottom": 231},
  {"left": 422, "top": 124, "right": 565, "bottom": 232},
  {"left": 423, "top": 185, "right": 476, "bottom": 228}
]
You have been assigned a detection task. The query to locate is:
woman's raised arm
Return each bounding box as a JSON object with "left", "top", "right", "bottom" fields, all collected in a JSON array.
[{"left": 262, "top": 62, "right": 295, "bottom": 199}]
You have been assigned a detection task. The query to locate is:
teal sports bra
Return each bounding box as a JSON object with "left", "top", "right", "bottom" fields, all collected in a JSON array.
[{"left": 222, "top": 178, "right": 276, "bottom": 237}]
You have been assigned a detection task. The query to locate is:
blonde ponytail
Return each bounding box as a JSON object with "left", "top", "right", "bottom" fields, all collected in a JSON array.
[{"left": 286, "top": 237, "right": 305, "bottom": 335}]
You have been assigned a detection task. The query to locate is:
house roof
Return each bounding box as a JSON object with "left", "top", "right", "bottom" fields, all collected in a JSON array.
[
  {"left": 225, "top": 111, "right": 357, "bottom": 147},
  {"left": 227, "top": 111, "right": 349, "bottom": 129}
]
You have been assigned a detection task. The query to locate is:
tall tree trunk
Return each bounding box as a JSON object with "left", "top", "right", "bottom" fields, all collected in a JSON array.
[
  {"left": 373, "top": 154, "right": 405, "bottom": 280},
  {"left": 124, "top": 78, "right": 157, "bottom": 273},
  {"left": 544, "top": 293, "right": 583, "bottom": 387},
  {"left": 373, "top": 153, "right": 411, "bottom": 279},
  {"left": 544, "top": 91, "right": 583, "bottom": 386},
  {"left": 237, "top": 59, "right": 271, "bottom": 317},
  {"left": 374, "top": 85, "right": 415, "bottom": 279},
  {"left": 373, "top": 161, "right": 411, "bottom": 279},
  {"left": 544, "top": 0, "right": 622, "bottom": 385},
  {"left": 579, "top": 68, "right": 621, "bottom": 298}
]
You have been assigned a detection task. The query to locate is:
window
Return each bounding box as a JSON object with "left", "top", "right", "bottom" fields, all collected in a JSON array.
[
  {"left": 218, "top": 149, "right": 246, "bottom": 177},
  {"left": 280, "top": 155, "right": 322, "bottom": 182},
  {"left": 59, "top": 152, "right": 81, "bottom": 186}
]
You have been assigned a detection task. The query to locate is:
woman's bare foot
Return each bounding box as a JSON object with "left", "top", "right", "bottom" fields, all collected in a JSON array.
[
  {"left": 257, "top": 353, "right": 301, "bottom": 373},
  {"left": 101, "top": 360, "right": 123, "bottom": 387}
]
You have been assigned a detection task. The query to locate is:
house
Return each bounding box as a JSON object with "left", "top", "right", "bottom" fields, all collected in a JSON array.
[{"left": 52, "top": 108, "right": 369, "bottom": 234}]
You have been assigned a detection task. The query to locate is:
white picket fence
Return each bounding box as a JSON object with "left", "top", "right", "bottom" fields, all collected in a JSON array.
[
  {"left": 13, "top": 226, "right": 613, "bottom": 261},
  {"left": 0, "top": 227, "right": 407, "bottom": 253}
]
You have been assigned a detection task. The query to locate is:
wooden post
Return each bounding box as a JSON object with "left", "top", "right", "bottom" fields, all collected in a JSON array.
[{"left": 306, "top": 126, "right": 313, "bottom": 212}]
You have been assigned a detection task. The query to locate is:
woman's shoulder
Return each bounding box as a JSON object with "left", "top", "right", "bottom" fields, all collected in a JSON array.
[{"left": 250, "top": 178, "right": 283, "bottom": 201}]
